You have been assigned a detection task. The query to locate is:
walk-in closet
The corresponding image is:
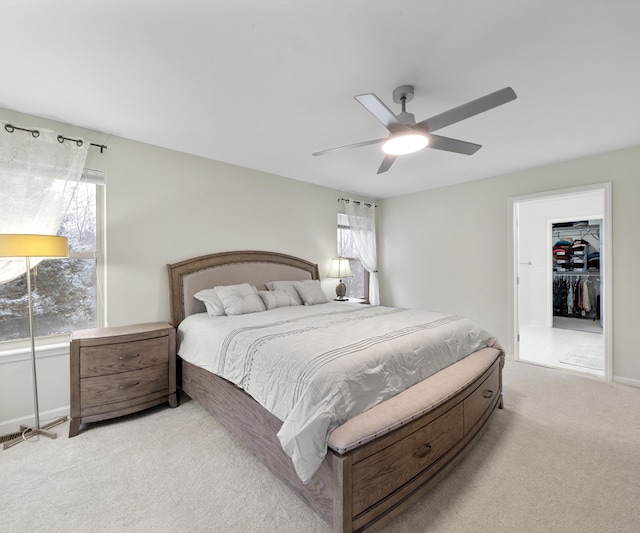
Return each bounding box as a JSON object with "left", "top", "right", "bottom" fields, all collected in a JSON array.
[
  {"left": 552, "top": 220, "right": 602, "bottom": 334},
  {"left": 513, "top": 186, "right": 609, "bottom": 378}
]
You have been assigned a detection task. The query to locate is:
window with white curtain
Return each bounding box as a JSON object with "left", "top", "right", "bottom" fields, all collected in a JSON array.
[
  {"left": 337, "top": 213, "right": 370, "bottom": 301},
  {"left": 0, "top": 170, "right": 105, "bottom": 344}
]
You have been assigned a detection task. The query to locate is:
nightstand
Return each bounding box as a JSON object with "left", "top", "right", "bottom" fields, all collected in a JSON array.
[{"left": 69, "top": 322, "right": 177, "bottom": 437}]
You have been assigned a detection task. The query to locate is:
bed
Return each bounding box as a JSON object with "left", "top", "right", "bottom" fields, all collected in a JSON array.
[{"left": 168, "top": 250, "right": 504, "bottom": 532}]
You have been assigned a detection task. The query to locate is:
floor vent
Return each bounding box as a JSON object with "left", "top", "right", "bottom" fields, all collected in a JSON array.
[{"left": 0, "top": 431, "right": 22, "bottom": 444}]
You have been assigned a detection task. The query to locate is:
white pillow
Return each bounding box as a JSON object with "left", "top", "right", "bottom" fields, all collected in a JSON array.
[
  {"left": 214, "top": 283, "right": 266, "bottom": 315},
  {"left": 194, "top": 288, "right": 226, "bottom": 316},
  {"left": 258, "top": 290, "right": 297, "bottom": 310},
  {"left": 294, "top": 279, "right": 329, "bottom": 306},
  {"left": 267, "top": 281, "right": 303, "bottom": 305}
]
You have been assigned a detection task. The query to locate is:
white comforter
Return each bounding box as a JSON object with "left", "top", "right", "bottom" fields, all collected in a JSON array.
[{"left": 178, "top": 302, "right": 500, "bottom": 482}]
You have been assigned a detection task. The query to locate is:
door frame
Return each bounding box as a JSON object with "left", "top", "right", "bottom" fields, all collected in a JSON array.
[{"left": 508, "top": 183, "right": 612, "bottom": 380}]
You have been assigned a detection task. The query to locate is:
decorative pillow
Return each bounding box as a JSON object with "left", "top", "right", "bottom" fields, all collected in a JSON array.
[
  {"left": 214, "top": 283, "right": 266, "bottom": 315},
  {"left": 258, "top": 290, "right": 297, "bottom": 310},
  {"left": 294, "top": 279, "right": 329, "bottom": 306},
  {"left": 194, "top": 288, "right": 226, "bottom": 316},
  {"left": 266, "top": 281, "right": 303, "bottom": 305}
]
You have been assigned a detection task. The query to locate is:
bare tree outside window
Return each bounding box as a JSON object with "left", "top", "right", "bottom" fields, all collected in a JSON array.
[{"left": 0, "top": 180, "right": 100, "bottom": 342}]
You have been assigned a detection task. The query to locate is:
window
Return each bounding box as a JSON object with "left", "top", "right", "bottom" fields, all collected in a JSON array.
[
  {"left": 337, "top": 213, "right": 369, "bottom": 301},
  {"left": 0, "top": 171, "right": 105, "bottom": 343}
]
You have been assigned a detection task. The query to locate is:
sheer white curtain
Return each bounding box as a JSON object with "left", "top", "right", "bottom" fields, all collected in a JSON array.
[
  {"left": 0, "top": 122, "right": 89, "bottom": 283},
  {"left": 343, "top": 199, "right": 380, "bottom": 305}
]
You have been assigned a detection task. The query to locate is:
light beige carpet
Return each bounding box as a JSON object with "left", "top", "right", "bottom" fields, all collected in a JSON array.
[{"left": 2, "top": 360, "right": 639, "bottom": 533}]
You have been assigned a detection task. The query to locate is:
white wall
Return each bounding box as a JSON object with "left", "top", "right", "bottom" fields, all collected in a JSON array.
[
  {"left": 101, "top": 135, "right": 354, "bottom": 326},
  {"left": 0, "top": 106, "right": 375, "bottom": 432},
  {"left": 380, "top": 146, "right": 640, "bottom": 387},
  {"left": 518, "top": 191, "right": 603, "bottom": 326}
]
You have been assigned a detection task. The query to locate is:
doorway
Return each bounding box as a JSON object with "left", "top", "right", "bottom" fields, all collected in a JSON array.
[{"left": 509, "top": 184, "right": 612, "bottom": 379}]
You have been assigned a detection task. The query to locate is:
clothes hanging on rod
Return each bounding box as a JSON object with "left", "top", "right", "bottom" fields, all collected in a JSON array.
[{"left": 553, "top": 276, "right": 598, "bottom": 318}]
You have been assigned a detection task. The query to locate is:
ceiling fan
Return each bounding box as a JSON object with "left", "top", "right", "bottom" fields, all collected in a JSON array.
[{"left": 312, "top": 85, "right": 517, "bottom": 174}]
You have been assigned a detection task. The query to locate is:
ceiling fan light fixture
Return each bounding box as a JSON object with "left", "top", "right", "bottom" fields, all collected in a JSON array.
[{"left": 381, "top": 133, "right": 428, "bottom": 155}]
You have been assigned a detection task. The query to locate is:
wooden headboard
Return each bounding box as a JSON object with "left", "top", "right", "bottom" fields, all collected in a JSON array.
[{"left": 167, "top": 250, "right": 320, "bottom": 326}]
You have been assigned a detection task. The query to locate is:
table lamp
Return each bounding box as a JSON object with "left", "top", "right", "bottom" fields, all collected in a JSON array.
[{"left": 327, "top": 257, "right": 353, "bottom": 301}]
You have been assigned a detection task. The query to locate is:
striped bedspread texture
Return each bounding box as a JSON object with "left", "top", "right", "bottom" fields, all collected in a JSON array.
[{"left": 177, "top": 302, "right": 501, "bottom": 482}]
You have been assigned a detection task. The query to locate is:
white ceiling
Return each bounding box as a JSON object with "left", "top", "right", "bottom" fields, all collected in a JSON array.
[{"left": 3, "top": 1, "right": 640, "bottom": 199}]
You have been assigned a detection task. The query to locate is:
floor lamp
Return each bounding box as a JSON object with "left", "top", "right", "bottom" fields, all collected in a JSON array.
[{"left": 0, "top": 234, "right": 70, "bottom": 449}]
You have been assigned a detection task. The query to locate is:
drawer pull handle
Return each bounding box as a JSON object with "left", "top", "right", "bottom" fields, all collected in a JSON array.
[
  {"left": 413, "top": 443, "right": 432, "bottom": 459},
  {"left": 483, "top": 389, "right": 494, "bottom": 399},
  {"left": 119, "top": 354, "right": 140, "bottom": 361},
  {"left": 119, "top": 381, "right": 140, "bottom": 390}
]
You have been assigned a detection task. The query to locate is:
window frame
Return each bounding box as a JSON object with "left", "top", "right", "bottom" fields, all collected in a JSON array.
[
  {"left": 77, "top": 169, "right": 106, "bottom": 331},
  {"left": 337, "top": 214, "right": 370, "bottom": 303},
  {"left": 0, "top": 169, "right": 106, "bottom": 356}
]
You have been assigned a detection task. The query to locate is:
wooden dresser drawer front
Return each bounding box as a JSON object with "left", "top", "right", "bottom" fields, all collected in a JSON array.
[
  {"left": 463, "top": 364, "right": 500, "bottom": 434},
  {"left": 80, "top": 336, "right": 168, "bottom": 377},
  {"left": 352, "top": 402, "right": 463, "bottom": 515},
  {"left": 80, "top": 365, "right": 169, "bottom": 407}
]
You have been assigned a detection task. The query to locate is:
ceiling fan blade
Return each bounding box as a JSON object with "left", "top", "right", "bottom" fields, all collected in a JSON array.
[
  {"left": 416, "top": 87, "right": 517, "bottom": 133},
  {"left": 312, "top": 137, "right": 387, "bottom": 157},
  {"left": 376, "top": 154, "right": 397, "bottom": 174},
  {"left": 426, "top": 133, "right": 482, "bottom": 155},
  {"left": 354, "top": 93, "right": 405, "bottom": 132}
]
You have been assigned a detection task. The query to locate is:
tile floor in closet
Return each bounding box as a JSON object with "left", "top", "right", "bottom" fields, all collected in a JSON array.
[{"left": 519, "top": 321, "right": 604, "bottom": 377}]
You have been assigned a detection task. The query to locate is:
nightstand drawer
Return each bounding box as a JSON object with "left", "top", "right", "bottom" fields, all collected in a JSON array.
[
  {"left": 80, "top": 364, "right": 169, "bottom": 408},
  {"left": 80, "top": 336, "right": 169, "bottom": 377}
]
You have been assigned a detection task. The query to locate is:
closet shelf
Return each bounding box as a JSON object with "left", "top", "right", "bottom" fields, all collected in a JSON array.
[
  {"left": 553, "top": 271, "right": 600, "bottom": 277},
  {"left": 552, "top": 224, "right": 601, "bottom": 240}
]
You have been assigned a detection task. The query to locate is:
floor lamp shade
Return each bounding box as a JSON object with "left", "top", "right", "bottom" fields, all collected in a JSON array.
[
  {"left": 0, "top": 234, "right": 68, "bottom": 258},
  {"left": 0, "top": 233, "right": 69, "bottom": 449}
]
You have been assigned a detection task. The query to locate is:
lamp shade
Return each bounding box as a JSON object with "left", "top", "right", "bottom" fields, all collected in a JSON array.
[
  {"left": 327, "top": 258, "right": 353, "bottom": 279},
  {"left": 0, "top": 234, "right": 68, "bottom": 258}
]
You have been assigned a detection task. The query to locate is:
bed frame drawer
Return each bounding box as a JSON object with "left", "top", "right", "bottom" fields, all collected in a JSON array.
[
  {"left": 351, "top": 402, "right": 463, "bottom": 516},
  {"left": 463, "top": 363, "right": 500, "bottom": 434}
]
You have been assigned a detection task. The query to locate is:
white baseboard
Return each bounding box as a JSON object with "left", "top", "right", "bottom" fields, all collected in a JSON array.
[
  {"left": 613, "top": 375, "right": 640, "bottom": 389},
  {"left": 0, "top": 405, "right": 70, "bottom": 437}
]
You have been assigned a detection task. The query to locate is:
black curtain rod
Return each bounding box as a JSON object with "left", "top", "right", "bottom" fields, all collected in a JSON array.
[
  {"left": 4, "top": 123, "right": 108, "bottom": 154},
  {"left": 338, "top": 197, "right": 377, "bottom": 208}
]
